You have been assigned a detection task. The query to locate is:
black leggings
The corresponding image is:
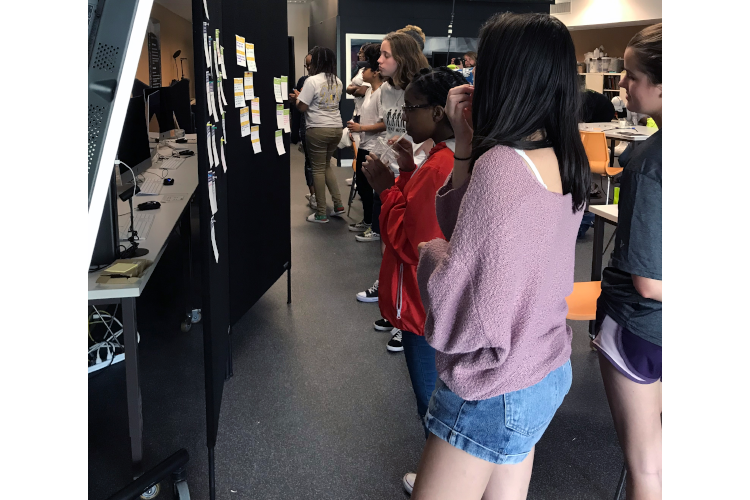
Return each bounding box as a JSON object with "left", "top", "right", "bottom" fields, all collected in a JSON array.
[{"left": 355, "top": 147, "right": 374, "bottom": 224}]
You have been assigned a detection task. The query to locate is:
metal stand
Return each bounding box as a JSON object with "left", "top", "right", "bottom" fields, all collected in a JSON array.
[
  {"left": 226, "top": 327, "right": 233, "bottom": 380},
  {"left": 121, "top": 296, "right": 143, "bottom": 475},
  {"left": 285, "top": 262, "right": 292, "bottom": 305},
  {"left": 614, "top": 465, "right": 627, "bottom": 500},
  {"left": 208, "top": 447, "right": 216, "bottom": 500}
]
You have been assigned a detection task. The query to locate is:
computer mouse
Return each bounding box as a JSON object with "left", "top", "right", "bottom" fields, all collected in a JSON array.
[
  {"left": 175, "top": 138, "right": 188, "bottom": 143},
  {"left": 179, "top": 150, "right": 194, "bottom": 156},
  {"left": 138, "top": 201, "right": 161, "bottom": 211},
  {"left": 163, "top": 178, "right": 174, "bottom": 186}
]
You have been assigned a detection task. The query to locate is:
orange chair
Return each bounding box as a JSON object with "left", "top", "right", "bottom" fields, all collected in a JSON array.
[
  {"left": 580, "top": 131, "right": 622, "bottom": 205},
  {"left": 565, "top": 281, "right": 601, "bottom": 321}
]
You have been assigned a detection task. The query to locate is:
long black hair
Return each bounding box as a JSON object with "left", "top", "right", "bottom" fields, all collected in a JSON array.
[
  {"left": 309, "top": 46, "right": 338, "bottom": 88},
  {"left": 409, "top": 67, "right": 468, "bottom": 129},
  {"left": 471, "top": 13, "right": 589, "bottom": 211}
]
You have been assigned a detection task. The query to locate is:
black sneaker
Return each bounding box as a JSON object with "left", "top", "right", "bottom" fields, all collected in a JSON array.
[
  {"left": 374, "top": 318, "right": 393, "bottom": 331},
  {"left": 356, "top": 280, "right": 379, "bottom": 303},
  {"left": 386, "top": 329, "right": 404, "bottom": 352}
]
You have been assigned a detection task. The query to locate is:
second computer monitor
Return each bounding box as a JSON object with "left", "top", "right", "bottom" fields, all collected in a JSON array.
[{"left": 117, "top": 95, "right": 152, "bottom": 184}]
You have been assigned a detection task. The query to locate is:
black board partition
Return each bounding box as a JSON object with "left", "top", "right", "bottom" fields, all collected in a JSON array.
[{"left": 190, "top": 0, "right": 290, "bottom": 498}]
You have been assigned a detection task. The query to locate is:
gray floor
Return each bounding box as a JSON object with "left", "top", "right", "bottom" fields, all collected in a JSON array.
[{"left": 89, "top": 146, "right": 622, "bottom": 499}]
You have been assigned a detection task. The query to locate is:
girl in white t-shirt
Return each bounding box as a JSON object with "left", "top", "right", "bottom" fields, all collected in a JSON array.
[
  {"left": 345, "top": 44, "right": 386, "bottom": 232},
  {"left": 290, "top": 47, "right": 345, "bottom": 223}
]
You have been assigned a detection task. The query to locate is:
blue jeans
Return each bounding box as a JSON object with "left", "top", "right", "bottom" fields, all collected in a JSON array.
[{"left": 402, "top": 330, "right": 438, "bottom": 439}]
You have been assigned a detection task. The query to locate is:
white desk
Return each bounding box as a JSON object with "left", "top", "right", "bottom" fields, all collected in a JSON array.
[
  {"left": 88, "top": 144, "right": 199, "bottom": 473},
  {"left": 580, "top": 122, "right": 655, "bottom": 142},
  {"left": 589, "top": 204, "right": 618, "bottom": 224},
  {"left": 588, "top": 203, "right": 619, "bottom": 337}
]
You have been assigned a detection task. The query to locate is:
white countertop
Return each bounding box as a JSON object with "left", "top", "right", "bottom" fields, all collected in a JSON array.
[
  {"left": 589, "top": 204, "right": 619, "bottom": 223},
  {"left": 88, "top": 146, "right": 199, "bottom": 300}
]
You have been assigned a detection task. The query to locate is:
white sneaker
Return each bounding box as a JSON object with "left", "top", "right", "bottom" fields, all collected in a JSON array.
[
  {"left": 308, "top": 194, "right": 317, "bottom": 210},
  {"left": 348, "top": 220, "right": 370, "bottom": 232},
  {"left": 387, "top": 329, "right": 404, "bottom": 352},
  {"left": 346, "top": 177, "right": 353, "bottom": 186},
  {"left": 356, "top": 280, "right": 378, "bottom": 303},
  {"left": 403, "top": 472, "right": 416, "bottom": 494},
  {"left": 355, "top": 228, "right": 380, "bottom": 242},
  {"left": 306, "top": 213, "right": 329, "bottom": 224}
]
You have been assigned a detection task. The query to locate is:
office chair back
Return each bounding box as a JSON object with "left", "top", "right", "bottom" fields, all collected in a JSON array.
[{"left": 579, "top": 131, "right": 609, "bottom": 175}]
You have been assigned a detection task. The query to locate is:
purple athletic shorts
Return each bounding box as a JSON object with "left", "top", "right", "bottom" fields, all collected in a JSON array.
[{"left": 594, "top": 314, "right": 662, "bottom": 384}]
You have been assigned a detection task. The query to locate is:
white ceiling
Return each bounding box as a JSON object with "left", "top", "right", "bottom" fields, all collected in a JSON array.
[{"left": 155, "top": 0, "right": 191, "bottom": 22}]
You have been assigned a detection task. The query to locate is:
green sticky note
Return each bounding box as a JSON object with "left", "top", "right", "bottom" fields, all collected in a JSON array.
[
  {"left": 276, "top": 104, "right": 283, "bottom": 111},
  {"left": 215, "top": 29, "right": 220, "bottom": 40},
  {"left": 273, "top": 77, "right": 281, "bottom": 85},
  {"left": 283, "top": 109, "right": 289, "bottom": 116},
  {"left": 280, "top": 76, "right": 288, "bottom": 83},
  {"left": 275, "top": 130, "right": 282, "bottom": 137}
]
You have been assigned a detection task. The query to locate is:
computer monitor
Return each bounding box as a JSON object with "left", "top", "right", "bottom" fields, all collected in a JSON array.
[
  {"left": 169, "top": 79, "right": 192, "bottom": 133},
  {"left": 88, "top": 0, "right": 154, "bottom": 267},
  {"left": 117, "top": 95, "right": 152, "bottom": 185}
]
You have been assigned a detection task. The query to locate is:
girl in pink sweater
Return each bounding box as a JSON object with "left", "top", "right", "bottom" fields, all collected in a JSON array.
[{"left": 410, "top": 13, "right": 590, "bottom": 499}]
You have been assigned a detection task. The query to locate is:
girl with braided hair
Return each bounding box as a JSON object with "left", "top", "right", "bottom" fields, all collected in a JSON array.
[
  {"left": 361, "top": 67, "right": 468, "bottom": 494},
  {"left": 290, "top": 46, "right": 345, "bottom": 223}
]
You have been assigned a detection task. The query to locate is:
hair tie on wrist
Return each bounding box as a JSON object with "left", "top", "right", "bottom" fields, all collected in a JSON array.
[{"left": 453, "top": 154, "right": 472, "bottom": 161}]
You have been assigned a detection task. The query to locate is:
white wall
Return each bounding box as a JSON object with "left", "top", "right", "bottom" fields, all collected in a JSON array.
[
  {"left": 552, "top": 0, "right": 662, "bottom": 30},
  {"left": 288, "top": 2, "right": 311, "bottom": 82}
]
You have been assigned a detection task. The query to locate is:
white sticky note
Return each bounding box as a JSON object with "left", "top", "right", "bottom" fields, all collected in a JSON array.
[
  {"left": 221, "top": 112, "right": 227, "bottom": 144},
  {"left": 209, "top": 80, "right": 219, "bottom": 121},
  {"left": 275, "top": 130, "right": 285, "bottom": 155},
  {"left": 273, "top": 78, "right": 282, "bottom": 103},
  {"left": 236, "top": 35, "right": 246, "bottom": 66},
  {"left": 208, "top": 36, "right": 213, "bottom": 72},
  {"left": 280, "top": 76, "right": 288, "bottom": 101},
  {"left": 206, "top": 125, "right": 214, "bottom": 167},
  {"left": 246, "top": 43, "right": 257, "bottom": 72},
  {"left": 203, "top": 23, "right": 210, "bottom": 66},
  {"left": 211, "top": 217, "right": 219, "bottom": 262},
  {"left": 208, "top": 173, "right": 218, "bottom": 215},
  {"left": 213, "top": 40, "right": 221, "bottom": 78},
  {"left": 234, "top": 78, "right": 245, "bottom": 108},
  {"left": 283, "top": 109, "right": 291, "bottom": 134},
  {"left": 221, "top": 137, "right": 228, "bottom": 173},
  {"left": 205, "top": 71, "right": 213, "bottom": 117},
  {"left": 203, "top": 0, "right": 209, "bottom": 19},
  {"left": 219, "top": 77, "right": 228, "bottom": 106},
  {"left": 211, "top": 126, "right": 220, "bottom": 168},
  {"left": 251, "top": 98, "right": 260, "bottom": 124},
  {"left": 240, "top": 107, "right": 251, "bottom": 137},
  {"left": 276, "top": 105, "right": 284, "bottom": 130},
  {"left": 244, "top": 72, "right": 254, "bottom": 101},
  {"left": 217, "top": 81, "right": 224, "bottom": 116},
  {"left": 251, "top": 126, "right": 261, "bottom": 154},
  {"left": 220, "top": 46, "right": 228, "bottom": 80}
]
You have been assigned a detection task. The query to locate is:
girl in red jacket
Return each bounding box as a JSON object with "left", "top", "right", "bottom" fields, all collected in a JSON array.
[{"left": 363, "top": 67, "right": 468, "bottom": 494}]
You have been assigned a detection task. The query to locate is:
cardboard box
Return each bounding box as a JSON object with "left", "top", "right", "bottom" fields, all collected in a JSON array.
[{"left": 96, "top": 259, "right": 153, "bottom": 285}]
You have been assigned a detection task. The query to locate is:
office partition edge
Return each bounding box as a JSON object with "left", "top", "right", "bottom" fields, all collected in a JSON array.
[{"left": 88, "top": 0, "right": 154, "bottom": 269}]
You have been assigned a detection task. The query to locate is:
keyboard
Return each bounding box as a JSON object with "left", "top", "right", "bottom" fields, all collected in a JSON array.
[
  {"left": 137, "top": 177, "right": 162, "bottom": 195},
  {"left": 119, "top": 213, "right": 155, "bottom": 242},
  {"left": 156, "top": 156, "right": 185, "bottom": 170}
]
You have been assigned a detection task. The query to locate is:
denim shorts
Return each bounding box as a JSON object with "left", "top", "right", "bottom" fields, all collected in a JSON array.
[{"left": 423, "top": 360, "right": 572, "bottom": 464}]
